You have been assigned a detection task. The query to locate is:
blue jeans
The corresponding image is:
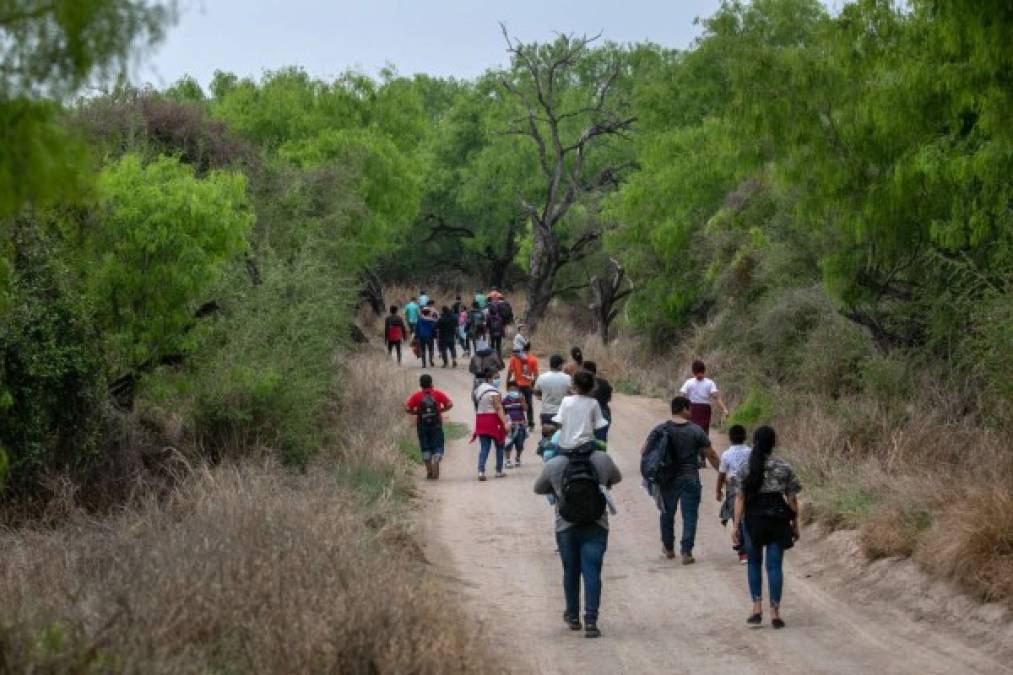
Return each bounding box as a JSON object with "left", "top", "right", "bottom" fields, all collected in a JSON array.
[
  {"left": 743, "top": 529, "right": 785, "bottom": 605},
  {"left": 477, "top": 435, "right": 504, "bottom": 473},
  {"left": 594, "top": 425, "right": 609, "bottom": 443},
  {"left": 417, "top": 424, "right": 444, "bottom": 461},
  {"left": 505, "top": 424, "right": 527, "bottom": 457},
  {"left": 659, "top": 476, "right": 702, "bottom": 554},
  {"left": 555, "top": 525, "right": 609, "bottom": 623}
]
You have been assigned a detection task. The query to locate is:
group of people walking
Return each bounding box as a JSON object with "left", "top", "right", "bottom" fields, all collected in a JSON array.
[
  {"left": 384, "top": 288, "right": 517, "bottom": 368},
  {"left": 398, "top": 291, "right": 802, "bottom": 639}
]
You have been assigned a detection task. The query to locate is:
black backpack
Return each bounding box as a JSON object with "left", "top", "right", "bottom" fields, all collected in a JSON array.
[
  {"left": 419, "top": 392, "right": 440, "bottom": 427},
  {"left": 469, "top": 309, "right": 486, "bottom": 334},
  {"left": 558, "top": 447, "right": 606, "bottom": 525},
  {"left": 488, "top": 309, "right": 504, "bottom": 337},
  {"left": 640, "top": 422, "right": 677, "bottom": 486},
  {"left": 498, "top": 300, "right": 514, "bottom": 325}
]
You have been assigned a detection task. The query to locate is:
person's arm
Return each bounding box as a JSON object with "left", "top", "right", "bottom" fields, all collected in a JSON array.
[
  {"left": 711, "top": 389, "right": 729, "bottom": 416},
  {"left": 506, "top": 362, "right": 516, "bottom": 387},
  {"left": 731, "top": 492, "right": 745, "bottom": 546},
  {"left": 533, "top": 463, "right": 554, "bottom": 495},
  {"left": 492, "top": 394, "right": 509, "bottom": 429},
  {"left": 786, "top": 494, "right": 801, "bottom": 541},
  {"left": 439, "top": 392, "right": 453, "bottom": 414},
  {"left": 716, "top": 472, "right": 727, "bottom": 502},
  {"left": 603, "top": 455, "right": 623, "bottom": 487},
  {"left": 704, "top": 444, "right": 720, "bottom": 470}
]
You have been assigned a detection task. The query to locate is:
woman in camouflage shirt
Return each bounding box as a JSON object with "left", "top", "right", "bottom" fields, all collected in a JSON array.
[{"left": 732, "top": 426, "right": 801, "bottom": 629}]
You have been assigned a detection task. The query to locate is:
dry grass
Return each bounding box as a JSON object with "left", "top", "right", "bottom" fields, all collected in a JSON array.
[{"left": 0, "top": 350, "right": 485, "bottom": 674}]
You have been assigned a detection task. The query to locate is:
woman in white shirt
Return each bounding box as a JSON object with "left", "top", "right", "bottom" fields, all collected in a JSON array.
[
  {"left": 679, "top": 360, "right": 729, "bottom": 435},
  {"left": 553, "top": 370, "right": 609, "bottom": 450}
]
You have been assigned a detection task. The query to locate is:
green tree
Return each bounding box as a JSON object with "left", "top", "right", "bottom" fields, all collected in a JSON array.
[{"left": 84, "top": 154, "right": 252, "bottom": 375}]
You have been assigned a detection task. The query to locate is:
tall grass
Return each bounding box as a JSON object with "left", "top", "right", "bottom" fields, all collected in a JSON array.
[{"left": 0, "top": 350, "right": 486, "bottom": 674}]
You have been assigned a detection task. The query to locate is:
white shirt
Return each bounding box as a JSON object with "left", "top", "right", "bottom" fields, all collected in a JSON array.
[
  {"left": 680, "top": 377, "right": 718, "bottom": 405},
  {"left": 534, "top": 371, "right": 571, "bottom": 415},
  {"left": 719, "top": 444, "right": 752, "bottom": 480},
  {"left": 474, "top": 382, "right": 500, "bottom": 414},
  {"left": 512, "top": 332, "right": 529, "bottom": 353},
  {"left": 552, "top": 395, "right": 607, "bottom": 449}
]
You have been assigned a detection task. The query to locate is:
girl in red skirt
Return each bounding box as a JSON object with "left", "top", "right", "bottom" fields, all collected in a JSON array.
[{"left": 679, "top": 360, "right": 729, "bottom": 435}]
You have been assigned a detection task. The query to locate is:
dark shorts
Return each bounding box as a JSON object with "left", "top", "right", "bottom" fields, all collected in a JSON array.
[
  {"left": 539, "top": 413, "right": 559, "bottom": 428},
  {"left": 417, "top": 424, "right": 445, "bottom": 461}
]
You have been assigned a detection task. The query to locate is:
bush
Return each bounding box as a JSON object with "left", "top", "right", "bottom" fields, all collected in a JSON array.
[{"left": 0, "top": 229, "right": 106, "bottom": 495}]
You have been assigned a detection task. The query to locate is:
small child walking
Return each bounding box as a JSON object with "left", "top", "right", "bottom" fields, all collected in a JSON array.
[
  {"left": 503, "top": 382, "right": 528, "bottom": 468},
  {"left": 716, "top": 424, "right": 752, "bottom": 563}
]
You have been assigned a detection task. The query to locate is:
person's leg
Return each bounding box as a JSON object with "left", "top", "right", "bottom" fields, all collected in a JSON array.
[
  {"left": 495, "top": 440, "right": 505, "bottom": 474},
  {"left": 556, "top": 528, "right": 581, "bottom": 622},
  {"left": 659, "top": 483, "right": 678, "bottom": 554},
  {"left": 478, "top": 435, "right": 491, "bottom": 475},
  {"left": 678, "top": 478, "right": 703, "bottom": 555},
  {"left": 395, "top": 341, "right": 402, "bottom": 364},
  {"left": 766, "top": 541, "right": 785, "bottom": 612},
  {"left": 449, "top": 340, "right": 457, "bottom": 367},
  {"left": 431, "top": 426, "right": 445, "bottom": 480},
  {"left": 515, "top": 427, "right": 526, "bottom": 463},
  {"left": 521, "top": 387, "right": 535, "bottom": 428},
  {"left": 579, "top": 526, "right": 609, "bottom": 626},
  {"left": 744, "top": 528, "right": 764, "bottom": 618},
  {"left": 418, "top": 426, "right": 433, "bottom": 478}
]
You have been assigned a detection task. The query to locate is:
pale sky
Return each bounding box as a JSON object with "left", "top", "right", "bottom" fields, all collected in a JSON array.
[{"left": 140, "top": 0, "right": 725, "bottom": 88}]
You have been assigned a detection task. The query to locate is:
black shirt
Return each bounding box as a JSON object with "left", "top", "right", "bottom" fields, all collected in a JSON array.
[{"left": 592, "top": 376, "right": 613, "bottom": 420}]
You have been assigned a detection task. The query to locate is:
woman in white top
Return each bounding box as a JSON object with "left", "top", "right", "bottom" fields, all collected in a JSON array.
[
  {"left": 552, "top": 370, "right": 609, "bottom": 450},
  {"left": 679, "top": 360, "right": 729, "bottom": 435},
  {"left": 472, "top": 368, "right": 510, "bottom": 480}
]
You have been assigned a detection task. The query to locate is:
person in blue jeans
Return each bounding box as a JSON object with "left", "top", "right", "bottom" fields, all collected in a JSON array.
[
  {"left": 534, "top": 371, "right": 622, "bottom": 638},
  {"left": 732, "top": 426, "right": 801, "bottom": 629},
  {"left": 642, "top": 395, "right": 719, "bottom": 565}
]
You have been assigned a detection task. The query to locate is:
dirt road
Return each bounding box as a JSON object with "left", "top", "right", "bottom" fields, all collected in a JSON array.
[{"left": 413, "top": 361, "right": 1008, "bottom": 675}]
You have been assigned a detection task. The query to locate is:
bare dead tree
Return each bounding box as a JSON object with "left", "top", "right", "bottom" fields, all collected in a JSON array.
[
  {"left": 499, "top": 26, "right": 636, "bottom": 329},
  {"left": 589, "top": 257, "right": 635, "bottom": 344}
]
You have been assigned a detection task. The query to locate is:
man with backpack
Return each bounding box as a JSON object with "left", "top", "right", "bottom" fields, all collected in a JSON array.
[
  {"left": 533, "top": 370, "right": 621, "bottom": 639},
  {"left": 384, "top": 305, "right": 407, "bottom": 364},
  {"left": 404, "top": 374, "right": 453, "bottom": 480},
  {"left": 487, "top": 303, "right": 506, "bottom": 356},
  {"left": 415, "top": 303, "right": 438, "bottom": 368},
  {"left": 640, "top": 395, "right": 720, "bottom": 565},
  {"left": 467, "top": 301, "right": 487, "bottom": 354},
  {"left": 404, "top": 297, "right": 420, "bottom": 337}
]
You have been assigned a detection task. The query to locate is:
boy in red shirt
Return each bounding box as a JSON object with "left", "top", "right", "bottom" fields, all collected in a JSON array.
[
  {"left": 507, "top": 346, "right": 539, "bottom": 430},
  {"left": 404, "top": 374, "right": 453, "bottom": 480}
]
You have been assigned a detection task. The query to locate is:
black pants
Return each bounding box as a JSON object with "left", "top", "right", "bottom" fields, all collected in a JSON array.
[
  {"left": 387, "top": 340, "right": 402, "bottom": 363},
  {"left": 419, "top": 338, "right": 435, "bottom": 366},
  {"left": 491, "top": 334, "right": 503, "bottom": 355},
  {"left": 519, "top": 385, "right": 535, "bottom": 428},
  {"left": 439, "top": 341, "right": 457, "bottom": 365}
]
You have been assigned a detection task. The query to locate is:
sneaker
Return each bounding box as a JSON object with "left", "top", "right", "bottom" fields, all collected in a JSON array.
[
  {"left": 563, "top": 613, "right": 581, "bottom": 631},
  {"left": 772, "top": 618, "right": 786, "bottom": 630},
  {"left": 505, "top": 460, "right": 513, "bottom": 468},
  {"left": 747, "top": 613, "right": 763, "bottom": 625},
  {"left": 681, "top": 553, "right": 696, "bottom": 565},
  {"left": 515, "top": 458, "right": 521, "bottom": 467},
  {"left": 495, "top": 471, "right": 505, "bottom": 478},
  {"left": 663, "top": 548, "right": 676, "bottom": 560},
  {"left": 738, "top": 552, "right": 748, "bottom": 565},
  {"left": 478, "top": 472, "right": 486, "bottom": 482},
  {"left": 584, "top": 623, "right": 601, "bottom": 639}
]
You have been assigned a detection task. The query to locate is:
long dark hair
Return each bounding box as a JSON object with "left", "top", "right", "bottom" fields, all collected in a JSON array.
[{"left": 742, "top": 426, "right": 776, "bottom": 497}]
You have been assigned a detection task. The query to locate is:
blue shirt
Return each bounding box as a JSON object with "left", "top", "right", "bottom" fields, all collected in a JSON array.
[{"left": 404, "top": 302, "right": 420, "bottom": 324}]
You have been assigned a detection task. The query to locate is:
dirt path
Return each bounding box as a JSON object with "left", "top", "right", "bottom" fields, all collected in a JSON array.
[{"left": 411, "top": 359, "right": 1008, "bottom": 675}]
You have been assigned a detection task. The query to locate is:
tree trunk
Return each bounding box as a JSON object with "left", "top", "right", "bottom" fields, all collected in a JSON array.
[
  {"left": 488, "top": 257, "right": 509, "bottom": 289},
  {"left": 589, "top": 259, "right": 632, "bottom": 345},
  {"left": 359, "top": 268, "right": 385, "bottom": 316},
  {"left": 525, "top": 221, "right": 561, "bottom": 329}
]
